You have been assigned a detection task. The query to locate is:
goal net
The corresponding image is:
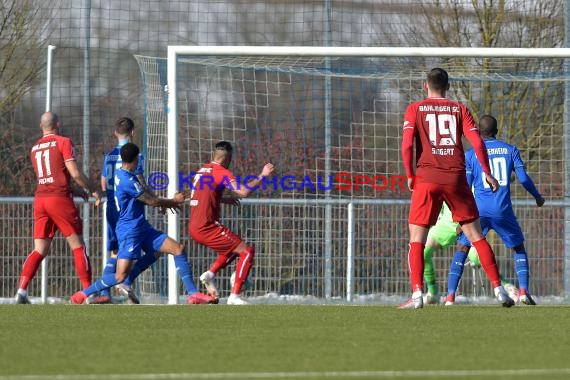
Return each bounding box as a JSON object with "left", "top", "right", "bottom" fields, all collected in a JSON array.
[{"left": 135, "top": 47, "right": 568, "bottom": 304}]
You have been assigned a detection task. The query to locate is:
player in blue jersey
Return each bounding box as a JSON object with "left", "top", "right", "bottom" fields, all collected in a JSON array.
[
  {"left": 71, "top": 143, "right": 216, "bottom": 305},
  {"left": 445, "top": 115, "right": 545, "bottom": 306},
  {"left": 93, "top": 117, "right": 147, "bottom": 304}
]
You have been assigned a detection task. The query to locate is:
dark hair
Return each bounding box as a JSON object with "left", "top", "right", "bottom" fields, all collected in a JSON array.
[
  {"left": 120, "top": 142, "right": 140, "bottom": 163},
  {"left": 427, "top": 68, "right": 449, "bottom": 92},
  {"left": 479, "top": 115, "right": 498, "bottom": 138},
  {"left": 215, "top": 141, "right": 233, "bottom": 153},
  {"left": 114, "top": 117, "right": 135, "bottom": 135}
]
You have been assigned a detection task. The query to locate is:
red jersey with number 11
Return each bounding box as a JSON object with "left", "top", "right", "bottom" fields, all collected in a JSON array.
[
  {"left": 403, "top": 97, "right": 478, "bottom": 186},
  {"left": 30, "top": 133, "right": 76, "bottom": 197}
]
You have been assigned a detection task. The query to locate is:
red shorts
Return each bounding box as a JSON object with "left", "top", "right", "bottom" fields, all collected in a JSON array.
[
  {"left": 189, "top": 221, "right": 242, "bottom": 256},
  {"left": 408, "top": 182, "right": 479, "bottom": 227},
  {"left": 34, "top": 195, "right": 82, "bottom": 239}
]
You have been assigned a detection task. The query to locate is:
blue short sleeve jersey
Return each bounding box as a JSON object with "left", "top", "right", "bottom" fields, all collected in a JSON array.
[
  {"left": 114, "top": 167, "right": 151, "bottom": 237},
  {"left": 465, "top": 138, "right": 523, "bottom": 218}
]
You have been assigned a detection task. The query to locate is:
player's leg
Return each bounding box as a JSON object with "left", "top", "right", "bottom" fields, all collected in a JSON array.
[
  {"left": 71, "top": 258, "right": 134, "bottom": 304},
  {"left": 71, "top": 235, "right": 139, "bottom": 304},
  {"left": 445, "top": 186, "right": 513, "bottom": 307},
  {"left": 156, "top": 231, "right": 217, "bottom": 304},
  {"left": 458, "top": 221, "right": 513, "bottom": 307},
  {"left": 191, "top": 223, "right": 242, "bottom": 300},
  {"left": 199, "top": 253, "right": 238, "bottom": 298},
  {"left": 97, "top": 208, "right": 119, "bottom": 303},
  {"left": 423, "top": 238, "right": 439, "bottom": 301},
  {"left": 49, "top": 198, "right": 92, "bottom": 289},
  {"left": 15, "top": 198, "right": 54, "bottom": 304},
  {"left": 493, "top": 217, "right": 535, "bottom": 305},
  {"left": 445, "top": 236, "right": 470, "bottom": 306},
  {"left": 123, "top": 251, "right": 161, "bottom": 287},
  {"left": 16, "top": 238, "right": 52, "bottom": 304},
  {"left": 66, "top": 233, "right": 92, "bottom": 289},
  {"left": 227, "top": 242, "right": 255, "bottom": 305},
  {"left": 399, "top": 183, "right": 441, "bottom": 309},
  {"left": 423, "top": 218, "right": 458, "bottom": 303}
]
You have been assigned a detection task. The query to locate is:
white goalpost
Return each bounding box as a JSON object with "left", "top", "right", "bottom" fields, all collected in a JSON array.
[{"left": 134, "top": 46, "right": 570, "bottom": 304}]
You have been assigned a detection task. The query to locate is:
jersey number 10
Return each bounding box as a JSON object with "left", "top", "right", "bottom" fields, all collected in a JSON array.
[{"left": 482, "top": 156, "right": 508, "bottom": 188}]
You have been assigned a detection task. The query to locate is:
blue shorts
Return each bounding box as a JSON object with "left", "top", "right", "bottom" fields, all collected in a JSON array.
[
  {"left": 457, "top": 216, "right": 524, "bottom": 249},
  {"left": 117, "top": 227, "right": 168, "bottom": 261},
  {"left": 106, "top": 204, "right": 119, "bottom": 252}
]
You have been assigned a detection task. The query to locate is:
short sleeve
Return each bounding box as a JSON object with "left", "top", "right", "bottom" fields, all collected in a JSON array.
[
  {"left": 61, "top": 137, "right": 76, "bottom": 162},
  {"left": 135, "top": 153, "right": 145, "bottom": 176}
]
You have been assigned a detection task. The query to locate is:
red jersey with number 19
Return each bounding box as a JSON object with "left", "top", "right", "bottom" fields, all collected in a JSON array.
[
  {"left": 402, "top": 97, "right": 477, "bottom": 186},
  {"left": 30, "top": 133, "right": 76, "bottom": 197}
]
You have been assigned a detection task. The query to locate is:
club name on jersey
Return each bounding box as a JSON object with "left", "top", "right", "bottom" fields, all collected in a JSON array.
[
  {"left": 31, "top": 141, "right": 57, "bottom": 151},
  {"left": 419, "top": 105, "right": 460, "bottom": 113},
  {"left": 431, "top": 147, "right": 455, "bottom": 155}
]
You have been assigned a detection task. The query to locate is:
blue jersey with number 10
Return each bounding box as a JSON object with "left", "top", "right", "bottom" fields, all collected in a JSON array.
[{"left": 465, "top": 138, "right": 524, "bottom": 218}]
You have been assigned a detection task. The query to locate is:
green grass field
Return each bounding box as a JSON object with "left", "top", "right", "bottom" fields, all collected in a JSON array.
[{"left": 1, "top": 304, "right": 569, "bottom": 380}]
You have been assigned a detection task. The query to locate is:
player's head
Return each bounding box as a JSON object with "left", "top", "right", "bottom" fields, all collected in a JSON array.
[
  {"left": 479, "top": 115, "right": 498, "bottom": 138},
  {"left": 114, "top": 117, "right": 135, "bottom": 139},
  {"left": 213, "top": 141, "right": 233, "bottom": 168},
  {"left": 40, "top": 112, "right": 61, "bottom": 133},
  {"left": 425, "top": 68, "right": 450, "bottom": 93},
  {"left": 120, "top": 142, "right": 140, "bottom": 167}
]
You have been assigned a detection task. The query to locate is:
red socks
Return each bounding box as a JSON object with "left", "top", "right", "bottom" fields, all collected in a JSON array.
[
  {"left": 18, "top": 250, "right": 44, "bottom": 290},
  {"left": 472, "top": 238, "right": 501, "bottom": 288},
  {"left": 408, "top": 242, "right": 424, "bottom": 292},
  {"left": 209, "top": 252, "right": 238, "bottom": 274},
  {"left": 231, "top": 247, "right": 255, "bottom": 294},
  {"left": 73, "top": 246, "right": 92, "bottom": 289}
]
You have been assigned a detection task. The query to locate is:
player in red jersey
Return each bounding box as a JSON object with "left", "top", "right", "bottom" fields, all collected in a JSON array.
[
  {"left": 14, "top": 112, "right": 101, "bottom": 304},
  {"left": 188, "top": 141, "right": 274, "bottom": 305},
  {"left": 399, "top": 68, "right": 514, "bottom": 309}
]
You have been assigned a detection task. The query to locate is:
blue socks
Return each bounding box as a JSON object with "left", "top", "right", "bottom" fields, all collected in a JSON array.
[
  {"left": 447, "top": 251, "right": 468, "bottom": 295},
  {"left": 124, "top": 252, "right": 159, "bottom": 286},
  {"left": 173, "top": 253, "right": 198, "bottom": 295},
  {"left": 513, "top": 250, "right": 529, "bottom": 291},
  {"left": 99, "top": 256, "right": 117, "bottom": 296},
  {"left": 82, "top": 273, "right": 119, "bottom": 297}
]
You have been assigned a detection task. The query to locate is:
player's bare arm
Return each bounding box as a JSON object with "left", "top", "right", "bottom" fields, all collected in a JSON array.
[
  {"left": 65, "top": 160, "right": 102, "bottom": 206},
  {"left": 231, "top": 162, "right": 275, "bottom": 198},
  {"left": 137, "top": 190, "right": 184, "bottom": 212},
  {"left": 137, "top": 173, "right": 157, "bottom": 197}
]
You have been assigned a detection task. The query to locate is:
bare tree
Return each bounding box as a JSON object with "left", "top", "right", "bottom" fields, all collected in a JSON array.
[
  {"left": 371, "top": 0, "right": 564, "bottom": 194},
  {"left": 0, "top": 0, "right": 53, "bottom": 194}
]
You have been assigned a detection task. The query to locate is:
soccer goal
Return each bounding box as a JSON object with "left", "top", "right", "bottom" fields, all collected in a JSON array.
[{"left": 135, "top": 46, "right": 570, "bottom": 305}]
